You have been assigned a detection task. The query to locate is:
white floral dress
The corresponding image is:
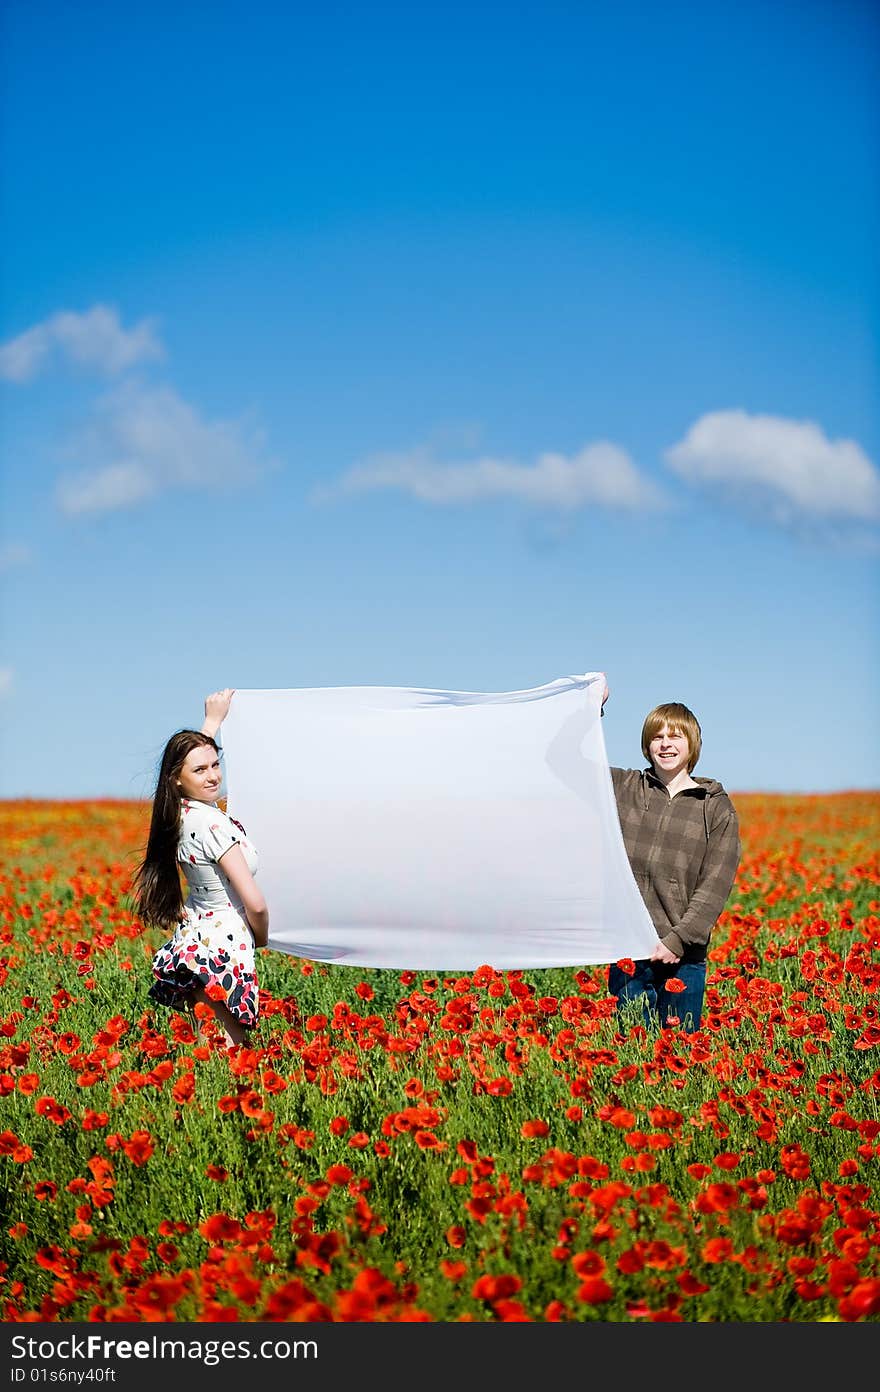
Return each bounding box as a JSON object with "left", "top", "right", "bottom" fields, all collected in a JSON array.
[{"left": 149, "top": 798, "right": 260, "bottom": 1029}]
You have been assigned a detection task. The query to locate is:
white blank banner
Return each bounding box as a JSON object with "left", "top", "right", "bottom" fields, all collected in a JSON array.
[{"left": 222, "top": 673, "right": 658, "bottom": 969}]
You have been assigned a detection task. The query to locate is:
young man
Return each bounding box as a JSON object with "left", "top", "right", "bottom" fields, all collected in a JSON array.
[{"left": 602, "top": 686, "right": 741, "bottom": 1032}]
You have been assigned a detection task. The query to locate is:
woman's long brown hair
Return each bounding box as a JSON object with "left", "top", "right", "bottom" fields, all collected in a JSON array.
[{"left": 130, "top": 730, "right": 219, "bottom": 929}]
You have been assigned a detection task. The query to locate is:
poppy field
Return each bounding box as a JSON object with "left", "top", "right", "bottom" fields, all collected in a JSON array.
[{"left": 1, "top": 793, "right": 879, "bottom": 1323}]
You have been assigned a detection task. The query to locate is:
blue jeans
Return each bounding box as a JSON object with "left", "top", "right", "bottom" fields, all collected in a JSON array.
[{"left": 607, "top": 959, "right": 706, "bottom": 1033}]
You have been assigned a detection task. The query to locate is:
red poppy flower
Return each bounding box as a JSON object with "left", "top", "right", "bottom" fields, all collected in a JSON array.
[
  {"left": 326, "top": 1163, "right": 354, "bottom": 1185},
  {"left": 414, "top": 1130, "right": 446, "bottom": 1150},
  {"left": 121, "top": 1131, "right": 154, "bottom": 1166},
  {"left": 665, "top": 978, "right": 686, "bottom": 994},
  {"left": 172, "top": 1075, "right": 195, "bottom": 1104},
  {"left": 34, "top": 1096, "right": 72, "bottom": 1125},
  {"left": 606, "top": 1107, "right": 636, "bottom": 1129},
  {"left": 702, "top": 1237, "right": 735, "bottom": 1263},
  {"left": 200, "top": 1213, "right": 242, "bottom": 1243},
  {"left": 521, "top": 1119, "right": 550, "bottom": 1139},
  {"left": 649, "top": 1106, "right": 684, "bottom": 1128},
  {"left": 576, "top": 1277, "right": 614, "bottom": 1304},
  {"left": 839, "top": 1279, "right": 880, "bottom": 1320},
  {"left": 486, "top": 1078, "right": 514, "bottom": 1097},
  {"left": 695, "top": 1182, "right": 740, "bottom": 1215},
  {"left": 472, "top": 1273, "right": 522, "bottom": 1301},
  {"left": 572, "top": 1250, "right": 606, "bottom": 1277},
  {"left": 239, "top": 1090, "right": 264, "bottom": 1117}
]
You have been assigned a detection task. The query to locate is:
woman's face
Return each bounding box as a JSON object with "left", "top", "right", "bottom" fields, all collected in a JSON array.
[
  {"left": 648, "top": 724, "right": 691, "bottom": 779},
  {"left": 177, "top": 745, "right": 222, "bottom": 803}
]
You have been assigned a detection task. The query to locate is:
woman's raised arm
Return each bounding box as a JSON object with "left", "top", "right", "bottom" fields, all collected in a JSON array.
[{"left": 201, "top": 688, "right": 236, "bottom": 739}]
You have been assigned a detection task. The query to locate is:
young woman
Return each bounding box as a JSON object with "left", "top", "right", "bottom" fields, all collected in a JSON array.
[
  {"left": 601, "top": 683, "right": 741, "bottom": 1032},
  {"left": 132, "top": 689, "right": 268, "bottom": 1047}
]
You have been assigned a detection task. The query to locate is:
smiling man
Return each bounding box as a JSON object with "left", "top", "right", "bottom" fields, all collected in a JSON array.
[{"left": 601, "top": 690, "right": 742, "bottom": 1033}]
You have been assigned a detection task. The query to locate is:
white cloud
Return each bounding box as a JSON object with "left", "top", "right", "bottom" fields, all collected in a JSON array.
[
  {"left": 0, "top": 304, "right": 163, "bottom": 383},
  {"left": 56, "top": 462, "right": 157, "bottom": 515},
  {"left": 318, "top": 441, "right": 665, "bottom": 512},
  {"left": 0, "top": 543, "right": 30, "bottom": 573},
  {"left": 665, "top": 409, "right": 880, "bottom": 523},
  {"left": 55, "top": 381, "right": 277, "bottom": 515}
]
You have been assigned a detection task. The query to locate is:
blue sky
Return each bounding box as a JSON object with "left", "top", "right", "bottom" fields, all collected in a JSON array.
[{"left": 1, "top": 0, "right": 878, "bottom": 798}]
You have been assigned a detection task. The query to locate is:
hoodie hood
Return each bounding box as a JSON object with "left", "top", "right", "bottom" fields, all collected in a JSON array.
[
  {"left": 642, "top": 767, "right": 727, "bottom": 792},
  {"left": 692, "top": 776, "right": 727, "bottom": 797},
  {"left": 640, "top": 768, "right": 728, "bottom": 805},
  {"left": 637, "top": 769, "right": 733, "bottom": 845}
]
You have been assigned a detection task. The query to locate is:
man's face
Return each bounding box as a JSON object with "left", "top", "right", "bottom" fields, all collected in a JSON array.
[{"left": 648, "top": 724, "right": 690, "bottom": 779}]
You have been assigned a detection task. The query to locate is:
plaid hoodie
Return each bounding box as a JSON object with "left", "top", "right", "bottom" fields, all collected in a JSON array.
[{"left": 610, "top": 766, "right": 741, "bottom": 962}]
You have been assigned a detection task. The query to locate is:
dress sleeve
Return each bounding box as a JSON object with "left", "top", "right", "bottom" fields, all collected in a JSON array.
[{"left": 181, "top": 802, "right": 241, "bottom": 864}]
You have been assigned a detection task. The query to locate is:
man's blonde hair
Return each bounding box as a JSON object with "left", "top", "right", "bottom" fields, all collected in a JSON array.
[{"left": 641, "top": 702, "right": 702, "bottom": 773}]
